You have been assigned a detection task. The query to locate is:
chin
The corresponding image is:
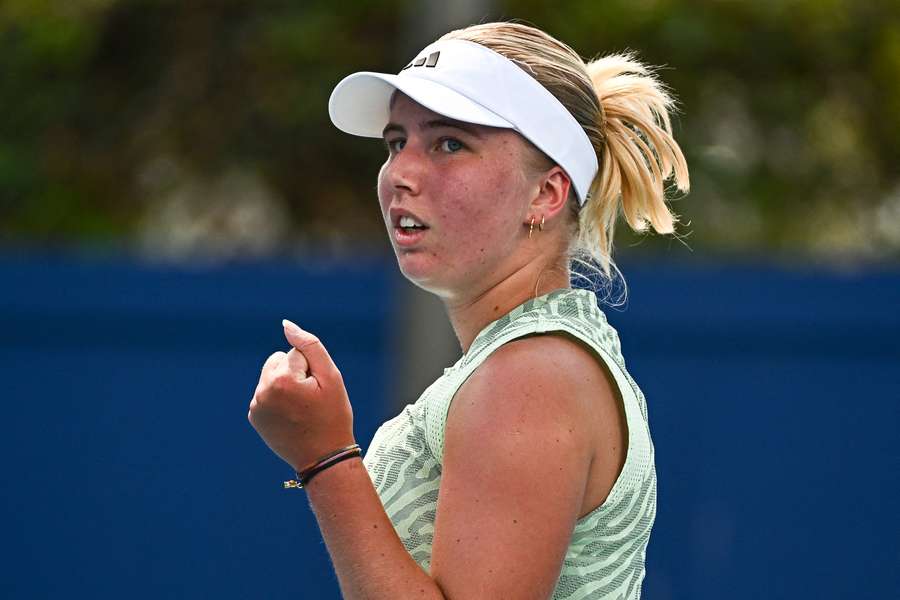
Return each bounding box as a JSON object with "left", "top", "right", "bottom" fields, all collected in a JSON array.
[
  {"left": 395, "top": 251, "right": 454, "bottom": 295},
  {"left": 397, "top": 254, "right": 436, "bottom": 286}
]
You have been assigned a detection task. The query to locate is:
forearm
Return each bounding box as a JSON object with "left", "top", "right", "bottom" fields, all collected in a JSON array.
[{"left": 304, "top": 456, "right": 445, "bottom": 600}]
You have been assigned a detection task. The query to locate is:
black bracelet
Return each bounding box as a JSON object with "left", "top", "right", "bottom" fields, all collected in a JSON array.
[
  {"left": 300, "top": 448, "right": 361, "bottom": 487},
  {"left": 283, "top": 446, "right": 361, "bottom": 490}
]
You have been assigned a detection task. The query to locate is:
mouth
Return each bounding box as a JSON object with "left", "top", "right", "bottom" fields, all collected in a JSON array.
[
  {"left": 393, "top": 223, "right": 429, "bottom": 247},
  {"left": 390, "top": 212, "right": 430, "bottom": 247}
]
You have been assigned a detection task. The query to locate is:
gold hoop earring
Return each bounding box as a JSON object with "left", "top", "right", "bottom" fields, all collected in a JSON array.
[
  {"left": 528, "top": 216, "right": 535, "bottom": 239},
  {"left": 539, "top": 215, "right": 545, "bottom": 232}
]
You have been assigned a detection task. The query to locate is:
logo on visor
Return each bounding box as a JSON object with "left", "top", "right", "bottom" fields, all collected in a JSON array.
[{"left": 401, "top": 51, "right": 440, "bottom": 70}]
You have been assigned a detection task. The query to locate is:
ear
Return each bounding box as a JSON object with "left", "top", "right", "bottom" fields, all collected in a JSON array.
[{"left": 527, "top": 165, "right": 571, "bottom": 223}]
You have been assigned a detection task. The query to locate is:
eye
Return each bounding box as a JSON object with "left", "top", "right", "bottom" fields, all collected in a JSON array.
[
  {"left": 384, "top": 138, "right": 406, "bottom": 153},
  {"left": 439, "top": 137, "right": 464, "bottom": 153}
]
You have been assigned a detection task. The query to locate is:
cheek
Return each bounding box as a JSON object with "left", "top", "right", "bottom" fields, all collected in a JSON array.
[
  {"left": 440, "top": 193, "right": 519, "bottom": 263},
  {"left": 461, "top": 162, "right": 527, "bottom": 236},
  {"left": 446, "top": 154, "right": 521, "bottom": 215},
  {"left": 376, "top": 162, "right": 390, "bottom": 219}
]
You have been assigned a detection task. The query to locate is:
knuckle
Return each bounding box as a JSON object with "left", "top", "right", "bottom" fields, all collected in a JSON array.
[
  {"left": 255, "top": 382, "right": 271, "bottom": 400},
  {"left": 300, "top": 337, "right": 322, "bottom": 351},
  {"left": 270, "top": 373, "right": 293, "bottom": 392},
  {"left": 263, "top": 351, "right": 284, "bottom": 368}
]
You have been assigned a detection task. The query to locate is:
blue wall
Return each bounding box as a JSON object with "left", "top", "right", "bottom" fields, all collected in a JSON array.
[
  {"left": 615, "top": 262, "right": 899, "bottom": 599},
  {"left": 1, "top": 255, "right": 897, "bottom": 599}
]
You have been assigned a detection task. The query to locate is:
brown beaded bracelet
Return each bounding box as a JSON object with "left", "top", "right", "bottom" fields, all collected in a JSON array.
[{"left": 283, "top": 443, "right": 361, "bottom": 489}]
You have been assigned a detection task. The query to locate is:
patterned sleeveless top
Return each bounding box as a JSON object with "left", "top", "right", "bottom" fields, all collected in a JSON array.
[{"left": 363, "top": 288, "right": 657, "bottom": 599}]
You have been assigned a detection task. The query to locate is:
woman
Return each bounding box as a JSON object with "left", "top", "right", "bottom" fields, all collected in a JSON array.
[{"left": 248, "top": 21, "right": 688, "bottom": 600}]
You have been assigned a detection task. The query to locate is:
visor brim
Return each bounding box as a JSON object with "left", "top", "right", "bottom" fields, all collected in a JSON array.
[{"left": 328, "top": 71, "right": 514, "bottom": 138}]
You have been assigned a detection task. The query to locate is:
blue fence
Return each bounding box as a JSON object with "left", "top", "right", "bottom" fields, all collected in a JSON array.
[{"left": 1, "top": 254, "right": 896, "bottom": 599}]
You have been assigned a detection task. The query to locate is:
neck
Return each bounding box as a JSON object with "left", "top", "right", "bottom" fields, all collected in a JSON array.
[{"left": 444, "top": 261, "right": 570, "bottom": 354}]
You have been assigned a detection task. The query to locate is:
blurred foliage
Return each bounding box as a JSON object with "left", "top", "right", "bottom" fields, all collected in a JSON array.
[{"left": 1, "top": 0, "right": 898, "bottom": 265}]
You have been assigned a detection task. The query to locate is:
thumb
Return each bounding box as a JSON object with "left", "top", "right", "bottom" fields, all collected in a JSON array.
[{"left": 282, "top": 319, "right": 338, "bottom": 384}]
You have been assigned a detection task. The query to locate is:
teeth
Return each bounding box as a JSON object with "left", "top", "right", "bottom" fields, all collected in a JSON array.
[{"left": 399, "top": 215, "right": 424, "bottom": 228}]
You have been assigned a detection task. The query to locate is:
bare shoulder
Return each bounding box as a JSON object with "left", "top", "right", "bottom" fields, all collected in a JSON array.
[
  {"left": 460, "top": 331, "right": 618, "bottom": 428},
  {"left": 429, "top": 332, "right": 622, "bottom": 599}
]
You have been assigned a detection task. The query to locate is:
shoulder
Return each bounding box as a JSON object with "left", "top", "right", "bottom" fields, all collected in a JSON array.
[
  {"left": 493, "top": 330, "right": 611, "bottom": 385},
  {"left": 456, "top": 331, "right": 614, "bottom": 427},
  {"left": 429, "top": 332, "right": 618, "bottom": 597},
  {"left": 447, "top": 331, "right": 618, "bottom": 473}
]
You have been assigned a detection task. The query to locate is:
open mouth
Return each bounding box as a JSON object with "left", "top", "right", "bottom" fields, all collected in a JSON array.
[
  {"left": 393, "top": 214, "right": 430, "bottom": 246},
  {"left": 396, "top": 215, "right": 429, "bottom": 232},
  {"left": 393, "top": 216, "right": 429, "bottom": 246}
]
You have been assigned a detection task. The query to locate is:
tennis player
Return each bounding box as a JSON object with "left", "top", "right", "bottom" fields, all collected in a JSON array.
[{"left": 248, "top": 21, "right": 688, "bottom": 599}]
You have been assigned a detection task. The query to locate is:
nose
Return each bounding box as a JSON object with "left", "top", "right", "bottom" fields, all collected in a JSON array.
[{"left": 384, "top": 142, "right": 423, "bottom": 196}]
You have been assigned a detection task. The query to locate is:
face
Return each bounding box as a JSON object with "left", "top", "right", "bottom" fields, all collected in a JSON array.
[{"left": 377, "top": 92, "right": 538, "bottom": 299}]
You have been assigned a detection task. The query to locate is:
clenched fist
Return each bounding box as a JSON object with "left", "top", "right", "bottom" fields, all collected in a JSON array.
[{"left": 248, "top": 319, "right": 356, "bottom": 473}]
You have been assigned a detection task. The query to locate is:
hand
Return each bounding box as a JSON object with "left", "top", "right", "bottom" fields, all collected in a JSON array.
[{"left": 248, "top": 319, "right": 356, "bottom": 473}]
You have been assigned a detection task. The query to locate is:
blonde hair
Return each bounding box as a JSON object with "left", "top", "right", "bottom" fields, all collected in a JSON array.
[{"left": 440, "top": 22, "right": 690, "bottom": 303}]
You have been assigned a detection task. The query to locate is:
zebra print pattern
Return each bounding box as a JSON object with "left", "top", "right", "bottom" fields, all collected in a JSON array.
[{"left": 363, "top": 288, "right": 657, "bottom": 599}]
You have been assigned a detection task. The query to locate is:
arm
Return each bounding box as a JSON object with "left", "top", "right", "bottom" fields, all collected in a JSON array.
[
  {"left": 429, "top": 335, "right": 599, "bottom": 599},
  {"left": 249, "top": 322, "right": 445, "bottom": 599},
  {"left": 251, "top": 323, "right": 605, "bottom": 599},
  {"left": 303, "top": 457, "right": 445, "bottom": 599},
  {"left": 302, "top": 334, "right": 604, "bottom": 599}
]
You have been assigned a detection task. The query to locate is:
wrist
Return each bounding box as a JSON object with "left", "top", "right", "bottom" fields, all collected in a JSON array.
[
  {"left": 302, "top": 454, "right": 363, "bottom": 493},
  {"left": 283, "top": 442, "right": 361, "bottom": 490},
  {"left": 293, "top": 439, "right": 358, "bottom": 472}
]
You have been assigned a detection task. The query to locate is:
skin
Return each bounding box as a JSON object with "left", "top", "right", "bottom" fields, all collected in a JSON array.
[
  {"left": 248, "top": 92, "right": 627, "bottom": 600},
  {"left": 377, "top": 93, "right": 572, "bottom": 348}
]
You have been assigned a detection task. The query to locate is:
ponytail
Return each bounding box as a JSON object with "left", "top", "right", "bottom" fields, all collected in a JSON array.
[{"left": 580, "top": 53, "right": 690, "bottom": 282}]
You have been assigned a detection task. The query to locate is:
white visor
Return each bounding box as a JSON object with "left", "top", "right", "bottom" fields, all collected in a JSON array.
[{"left": 328, "top": 39, "right": 598, "bottom": 206}]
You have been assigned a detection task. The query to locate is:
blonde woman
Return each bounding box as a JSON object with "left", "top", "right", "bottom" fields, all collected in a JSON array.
[{"left": 248, "top": 21, "right": 689, "bottom": 600}]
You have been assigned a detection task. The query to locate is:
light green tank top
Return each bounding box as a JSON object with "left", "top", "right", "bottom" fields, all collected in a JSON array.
[{"left": 363, "top": 288, "right": 657, "bottom": 599}]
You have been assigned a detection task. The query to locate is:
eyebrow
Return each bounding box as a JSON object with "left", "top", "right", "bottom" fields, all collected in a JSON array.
[{"left": 382, "top": 119, "right": 484, "bottom": 140}]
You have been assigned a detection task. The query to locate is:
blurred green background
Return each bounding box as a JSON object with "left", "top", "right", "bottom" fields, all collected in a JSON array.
[{"left": 3, "top": 0, "right": 898, "bottom": 266}]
